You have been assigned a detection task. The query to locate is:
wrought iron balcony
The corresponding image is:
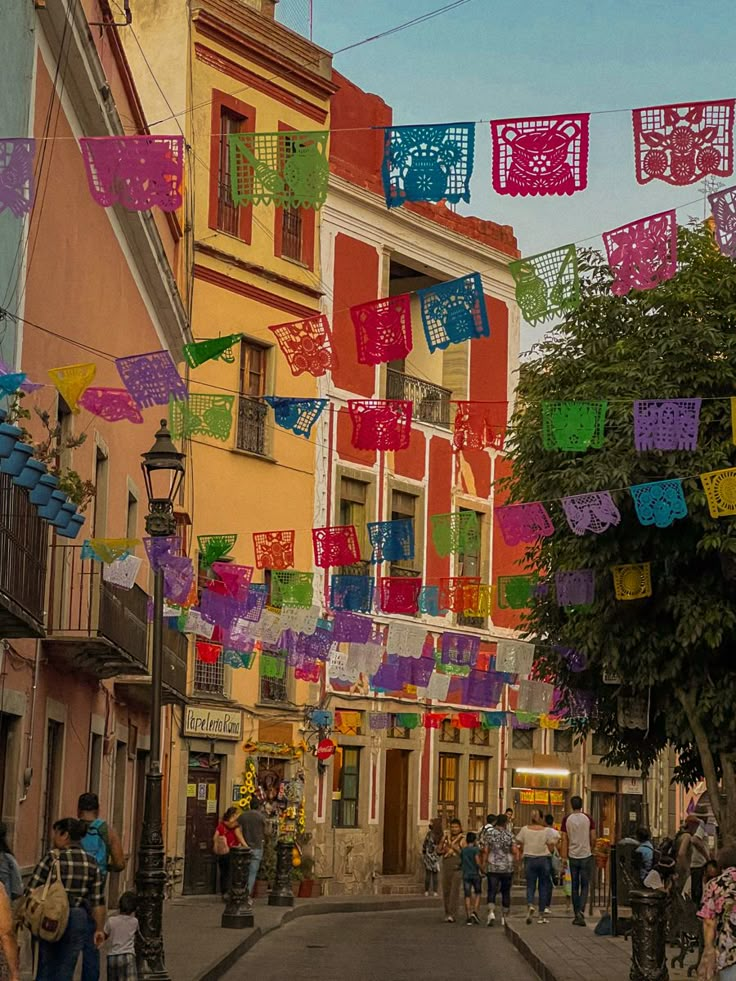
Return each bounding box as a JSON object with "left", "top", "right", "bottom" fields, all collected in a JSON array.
[
  {"left": 0, "top": 472, "right": 47, "bottom": 637},
  {"left": 386, "top": 369, "right": 452, "bottom": 428},
  {"left": 116, "top": 627, "right": 189, "bottom": 707},
  {"left": 45, "top": 552, "right": 149, "bottom": 678},
  {"left": 236, "top": 396, "right": 268, "bottom": 455}
]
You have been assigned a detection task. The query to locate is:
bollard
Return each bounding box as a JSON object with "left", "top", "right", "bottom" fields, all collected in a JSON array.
[
  {"left": 268, "top": 839, "right": 295, "bottom": 907},
  {"left": 630, "top": 889, "right": 669, "bottom": 981},
  {"left": 222, "top": 846, "right": 254, "bottom": 929}
]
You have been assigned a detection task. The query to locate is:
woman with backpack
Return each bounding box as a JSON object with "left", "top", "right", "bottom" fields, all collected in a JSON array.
[{"left": 23, "top": 818, "right": 106, "bottom": 981}]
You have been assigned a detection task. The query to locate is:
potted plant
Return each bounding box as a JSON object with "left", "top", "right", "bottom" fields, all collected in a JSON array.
[{"left": 297, "top": 855, "right": 318, "bottom": 898}]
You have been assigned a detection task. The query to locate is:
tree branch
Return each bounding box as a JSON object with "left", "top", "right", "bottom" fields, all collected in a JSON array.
[{"left": 677, "top": 687, "right": 722, "bottom": 828}]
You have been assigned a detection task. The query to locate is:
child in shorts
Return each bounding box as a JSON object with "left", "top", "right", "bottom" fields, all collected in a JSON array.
[{"left": 460, "top": 831, "right": 483, "bottom": 925}]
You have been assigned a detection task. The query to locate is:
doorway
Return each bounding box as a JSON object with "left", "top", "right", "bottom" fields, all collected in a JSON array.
[
  {"left": 183, "top": 753, "right": 222, "bottom": 895},
  {"left": 382, "top": 749, "right": 409, "bottom": 874}
]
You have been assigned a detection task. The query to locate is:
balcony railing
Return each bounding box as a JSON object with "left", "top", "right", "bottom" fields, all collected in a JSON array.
[
  {"left": 0, "top": 472, "right": 47, "bottom": 637},
  {"left": 45, "top": 550, "right": 149, "bottom": 678},
  {"left": 237, "top": 396, "right": 268, "bottom": 455},
  {"left": 386, "top": 369, "right": 452, "bottom": 429}
]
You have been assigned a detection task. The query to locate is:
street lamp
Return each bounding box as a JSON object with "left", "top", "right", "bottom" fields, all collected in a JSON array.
[{"left": 136, "top": 420, "right": 185, "bottom": 981}]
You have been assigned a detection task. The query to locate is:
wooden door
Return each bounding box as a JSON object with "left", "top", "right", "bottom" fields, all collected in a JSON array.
[
  {"left": 183, "top": 765, "right": 221, "bottom": 894},
  {"left": 382, "top": 750, "right": 409, "bottom": 874}
]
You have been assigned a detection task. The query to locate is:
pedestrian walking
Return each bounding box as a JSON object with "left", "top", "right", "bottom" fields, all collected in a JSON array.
[
  {"left": 516, "top": 809, "right": 555, "bottom": 924},
  {"left": 545, "top": 814, "right": 562, "bottom": 895},
  {"left": 26, "top": 818, "right": 106, "bottom": 981},
  {"left": 0, "top": 879, "right": 19, "bottom": 981},
  {"left": 77, "top": 792, "right": 126, "bottom": 981},
  {"left": 480, "top": 813, "right": 515, "bottom": 927},
  {"left": 438, "top": 818, "right": 465, "bottom": 923},
  {"left": 0, "top": 823, "right": 22, "bottom": 902},
  {"left": 460, "top": 832, "right": 482, "bottom": 925},
  {"left": 421, "top": 819, "right": 442, "bottom": 896},
  {"left": 560, "top": 795, "right": 596, "bottom": 927},
  {"left": 238, "top": 799, "right": 268, "bottom": 898},
  {"left": 698, "top": 845, "right": 736, "bottom": 980},
  {"left": 504, "top": 808, "right": 515, "bottom": 833},
  {"left": 104, "top": 891, "right": 139, "bottom": 981},
  {"left": 214, "top": 807, "right": 246, "bottom": 899}
]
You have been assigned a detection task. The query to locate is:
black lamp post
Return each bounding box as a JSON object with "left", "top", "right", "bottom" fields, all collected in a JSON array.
[{"left": 136, "top": 420, "right": 185, "bottom": 981}]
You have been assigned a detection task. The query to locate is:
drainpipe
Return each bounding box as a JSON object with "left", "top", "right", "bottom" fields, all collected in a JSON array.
[{"left": 19, "top": 639, "right": 41, "bottom": 804}]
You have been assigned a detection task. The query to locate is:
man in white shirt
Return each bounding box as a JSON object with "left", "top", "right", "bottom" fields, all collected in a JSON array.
[
  {"left": 560, "top": 795, "right": 596, "bottom": 927},
  {"left": 677, "top": 813, "right": 711, "bottom": 907}
]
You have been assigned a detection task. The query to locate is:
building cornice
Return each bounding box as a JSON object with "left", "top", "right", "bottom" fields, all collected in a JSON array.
[
  {"left": 194, "top": 241, "right": 323, "bottom": 301},
  {"left": 193, "top": 263, "right": 320, "bottom": 320},
  {"left": 38, "top": 0, "right": 192, "bottom": 357},
  {"left": 193, "top": 44, "right": 328, "bottom": 126},
  {"left": 323, "top": 175, "right": 518, "bottom": 304},
  {"left": 192, "top": 5, "right": 337, "bottom": 106}
]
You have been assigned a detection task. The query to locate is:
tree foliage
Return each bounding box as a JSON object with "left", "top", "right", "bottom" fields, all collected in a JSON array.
[{"left": 504, "top": 223, "right": 736, "bottom": 838}]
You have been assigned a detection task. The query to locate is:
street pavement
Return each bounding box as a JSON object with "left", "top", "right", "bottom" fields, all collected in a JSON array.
[{"left": 222, "top": 907, "right": 541, "bottom": 980}]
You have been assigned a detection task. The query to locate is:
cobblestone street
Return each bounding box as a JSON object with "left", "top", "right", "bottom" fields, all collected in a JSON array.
[{"left": 223, "top": 908, "right": 540, "bottom": 980}]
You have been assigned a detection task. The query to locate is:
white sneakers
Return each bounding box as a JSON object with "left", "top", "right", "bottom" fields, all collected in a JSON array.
[
  {"left": 526, "top": 906, "right": 535, "bottom": 924},
  {"left": 487, "top": 907, "right": 496, "bottom": 926}
]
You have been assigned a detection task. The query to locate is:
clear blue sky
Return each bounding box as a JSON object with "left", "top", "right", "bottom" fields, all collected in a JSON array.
[{"left": 301, "top": 0, "right": 736, "bottom": 348}]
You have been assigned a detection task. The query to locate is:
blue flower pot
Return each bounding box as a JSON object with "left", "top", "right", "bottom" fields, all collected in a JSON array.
[
  {"left": 52, "top": 501, "right": 77, "bottom": 530},
  {"left": 29, "top": 474, "right": 59, "bottom": 506},
  {"left": 57, "top": 513, "right": 85, "bottom": 540},
  {"left": 0, "top": 442, "right": 33, "bottom": 477},
  {"left": 37, "top": 490, "right": 67, "bottom": 522},
  {"left": 0, "top": 425, "right": 23, "bottom": 461},
  {"left": 12, "top": 457, "right": 46, "bottom": 490}
]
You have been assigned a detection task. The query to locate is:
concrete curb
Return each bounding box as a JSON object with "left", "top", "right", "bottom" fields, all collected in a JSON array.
[
  {"left": 504, "top": 920, "right": 557, "bottom": 981},
  {"left": 196, "top": 896, "right": 437, "bottom": 981}
]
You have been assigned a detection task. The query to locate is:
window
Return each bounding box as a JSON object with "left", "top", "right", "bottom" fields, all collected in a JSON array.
[
  {"left": 281, "top": 206, "right": 303, "bottom": 262},
  {"left": 390, "top": 489, "right": 421, "bottom": 577},
  {"left": 470, "top": 727, "right": 490, "bottom": 747},
  {"left": 217, "top": 107, "right": 243, "bottom": 236},
  {"left": 42, "top": 720, "right": 64, "bottom": 854},
  {"left": 338, "top": 476, "right": 369, "bottom": 571},
  {"left": 468, "top": 756, "right": 488, "bottom": 829},
  {"left": 554, "top": 729, "right": 574, "bottom": 753},
  {"left": 438, "top": 753, "right": 458, "bottom": 821},
  {"left": 457, "top": 507, "right": 485, "bottom": 628},
  {"left": 237, "top": 341, "right": 268, "bottom": 455},
  {"left": 332, "top": 746, "right": 360, "bottom": 828},
  {"left": 194, "top": 658, "right": 224, "bottom": 697},
  {"left": 592, "top": 732, "right": 611, "bottom": 757},
  {"left": 387, "top": 715, "right": 410, "bottom": 739},
  {"left": 440, "top": 719, "right": 460, "bottom": 744},
  {"left": 259, "top": 650, "right": 288, "bottom": 704},
  {"left": 512, "top": 727, "right": 536, "bottom": 751},
  {"left": 125, "top": 492, "right": 138, "bottom": 543}
]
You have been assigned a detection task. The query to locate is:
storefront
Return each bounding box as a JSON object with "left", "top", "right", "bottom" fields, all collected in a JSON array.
[
  {"left": 590, "top": 774, "right": 644, "bottom": 843},
  {"left": 182, "top": 706, "right": 242, "bottom": 895},
  {"left": 510, "top": 767, "right": 571, "bottom": 827}
]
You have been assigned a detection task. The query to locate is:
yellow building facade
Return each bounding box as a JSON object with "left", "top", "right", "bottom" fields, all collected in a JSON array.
[{"left": 125, "top": 0, "right": 334, "bottom": 893}]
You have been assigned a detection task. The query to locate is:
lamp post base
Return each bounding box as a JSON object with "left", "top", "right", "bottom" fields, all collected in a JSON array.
[
  {"left": 630, "top": 889, "right": 669, "bottom": 981},
  {"left": 268, "top": 840, "right": 295, "bottom": 908},
  {"left": 222, "top": 847, "right": 255, "bottom": 929},
  {"left": 136, "top": 770, "right": 170, "bottom": 981}
]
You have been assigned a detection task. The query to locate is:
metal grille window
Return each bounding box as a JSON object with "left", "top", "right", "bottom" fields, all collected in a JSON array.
[
  {"left": 237, "top": 341, "right": 268, "bottom": 454},
  {"left": 194, "top": 657, "right": 224, "bottom": 696},
  {"left": 387, "top": 715, "right": 410, "bottom": 739},
  {"left": 554, "top": 729, "right": 574, "bottom": 753},
  {"left": 332, "top": 746, "right": 360, "bottom": 828},
  {"left": 468, "top": 756, "right": 488, "bottom": 830},
  {"left": 386, "top": 367, "right": 451, "bottom": 428},
  {"left": 339, "top": 477, "right": 369, "bottom": 562},
  {"left": 457, "top": 507, "right": 485, "bottom": 628},
  {"left": 439, "top": 719, "right": 460, "bottom": 744},
  {"left": 511, "top": 727, "right": 535, "bottom": 751},
  {"left": 438, "top": 753, "right": 458, "bottom": 822},
  {"left": 259, "top": 650, "right": 289, "bottom": 704},
  {"left": 470, "top": 727, "right": 490, "bottom": 747},
  {"left": 592, "top": 732, "right": 611, "bottom": 757},
  {"left": 217, "top": 108, "right": 243, "bottom": 236}
]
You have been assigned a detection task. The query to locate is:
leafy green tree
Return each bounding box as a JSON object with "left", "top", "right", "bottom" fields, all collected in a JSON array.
[{"left": 505, "top": 223, "right": 736, "bottom": 841}]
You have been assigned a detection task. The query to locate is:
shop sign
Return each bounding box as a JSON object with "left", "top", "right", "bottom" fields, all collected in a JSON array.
[
  {"left": 183, "top": 706, "right": 242, "bottom": 740},
  {"left": 621, "top": 777, "right": 643, "bottom": 795}
]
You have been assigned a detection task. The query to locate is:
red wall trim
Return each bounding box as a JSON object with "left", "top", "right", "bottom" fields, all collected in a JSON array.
[
  {"left": 193, "top": 263, "right": 319, "bottom": 320},
  {"left": 195, "top": 43, "right": 329, "bottom": 125}
]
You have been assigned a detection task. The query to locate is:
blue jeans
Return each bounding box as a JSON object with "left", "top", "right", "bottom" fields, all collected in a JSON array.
[
  {"left": 81, "top": 908, "right": 100, "bottom": 981},
  {"left": 248, "top": 846, "right": 263, "bottom": 895},
  {"left": 721, "top": 965, "right": 736, "bottom": 980},
  {"left": 569, "top": 856, "right": 593, "bottom": 915},
  {"left": 37, "top": 906, "right": 91, "bottom": 981},
  {"left": 525, "top": 856, "right": 552, "bottom": 909}
]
